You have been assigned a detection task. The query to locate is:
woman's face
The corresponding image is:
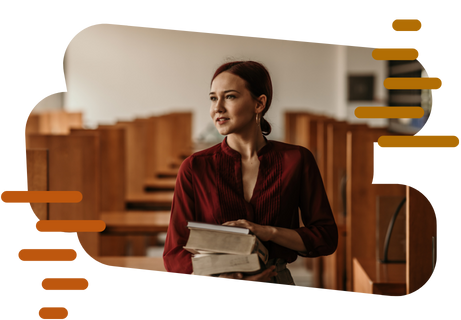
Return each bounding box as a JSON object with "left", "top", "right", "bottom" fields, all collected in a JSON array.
[{"left": 209, "top": 72, "right": 263, "bottom": 136}]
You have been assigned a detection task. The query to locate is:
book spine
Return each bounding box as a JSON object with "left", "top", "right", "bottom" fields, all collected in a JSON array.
[{"left": 253, "top": 237, "right": 269, "bottom": 264}]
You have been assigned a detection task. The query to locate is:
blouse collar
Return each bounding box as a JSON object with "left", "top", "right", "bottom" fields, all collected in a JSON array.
[{"left": 221, "top": 136, "right": 273, "bottom": 159}]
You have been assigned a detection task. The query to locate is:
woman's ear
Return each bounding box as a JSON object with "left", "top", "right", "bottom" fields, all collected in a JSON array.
[{"left": 255, "top": 94, "right": 267, "bottom": 113}]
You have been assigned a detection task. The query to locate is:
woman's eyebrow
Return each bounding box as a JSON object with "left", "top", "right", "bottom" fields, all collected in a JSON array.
[{"left": 209, "top": 89, "right": 240, "bottom": 95}]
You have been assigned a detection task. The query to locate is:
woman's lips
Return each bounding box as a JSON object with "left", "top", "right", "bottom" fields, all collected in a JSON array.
[{"left": 216, "top": 117, "right": 229, "bottom": 124}]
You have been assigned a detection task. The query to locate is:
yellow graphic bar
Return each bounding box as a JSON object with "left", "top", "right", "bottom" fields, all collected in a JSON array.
[
  {"left": 378, "top": 136, "right": 459, "bottom": 147},
  {"left": 372, "top": 49, "right": 418, "bottom": 60},
  {"left": 384, "top": 78, "right": 441, "bottom": 90},
  {"left": 393, "top": 19, "right": 421, "bottom": 31},
  {"left": 355, "top": 107, "right": 424, "bottom": 118}
]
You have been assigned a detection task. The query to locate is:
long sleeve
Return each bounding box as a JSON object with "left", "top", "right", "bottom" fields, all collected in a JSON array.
[
  {"left": 163, "top": 156, "right": 195, "bottom": 273},
  {"left": 293, "top": 147, "right": 338, "bottom": 257}
]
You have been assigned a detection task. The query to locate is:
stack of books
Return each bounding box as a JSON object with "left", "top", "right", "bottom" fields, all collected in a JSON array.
[{"left": 184, "top": 221, "right": 269, "bottom": 276}]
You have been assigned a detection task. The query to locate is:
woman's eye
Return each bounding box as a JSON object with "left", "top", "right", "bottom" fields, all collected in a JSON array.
[
  {"left": 210, "top": 94, "right": 235, "bottom": 101},
  {"left": 226, "top": 95, "right": 235, "bottom": 99}
]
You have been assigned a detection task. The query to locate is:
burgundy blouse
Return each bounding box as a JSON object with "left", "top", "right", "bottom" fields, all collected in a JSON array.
[{"left": 163, "top": 137, "right": 338, "bottom": 274}]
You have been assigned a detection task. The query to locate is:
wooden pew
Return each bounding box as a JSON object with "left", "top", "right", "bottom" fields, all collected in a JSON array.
[
  {"left": 284, "top": 111, "right": 327, "bottom": 288},
  {"left": 346, "top": 125, "right": 407, "bottom": 291},
  {"left": 111, "top": 119, "right": 174, "bottom": 210},
  {"left": 23, "top": 145, "right": 166, "bottom": 274},
  {"left": 352, "top": 187, "right": 436, "bottom": 295},
  {"left": 321, "top": 120, "right": 349, "bottom": 291},
  {"left": 26, "top": 111, "right": 83, "bottom": 148},
  {"left": 26, "top": 149, "right": 49, "bottom": 220},
  {"left": 28, "top": 133, "right": 100, "bottom": 257},
  {"left": 70, "top": 127, "right": 171, "bottom": 256},
  {"left": 144, "top": 116, "right": 176, "bottom": 191}
]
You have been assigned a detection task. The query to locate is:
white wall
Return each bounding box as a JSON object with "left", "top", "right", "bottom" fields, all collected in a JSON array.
[
  {"left": 62, "top": 24, "right": 387, "bottom": 141},
  {"left": 33, "top": 92, "right": 64, "bottom": 113}
]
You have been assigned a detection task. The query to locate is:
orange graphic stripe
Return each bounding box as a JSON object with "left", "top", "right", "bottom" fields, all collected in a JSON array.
[
  {"left": 393, "top": 19, "right": 421, "bottom": 31},
  {"left": 355, "top": 107, "right": 424, "bottom": 118},
  {"left": 42, "top": 278, "right": 88, "bottom": 290},
  {"left": 372, "top": 48, "right": 418, "bottom": 60},
  {"left": 19, "top": 249, "right": 77, "bottom": 261},
  {"left": 384, "top": 78, "right": 442, "bottom": 90},
  {"left": 36, "top": 220, "right": 106, "bottom": 232},
  {"left": 378, "top": 136, "right": 459, "bottom": 147},
  {"left": 1, "top": 191, "right": 82, "bottom": 203},
  {"left": 39, "top": 307, "right": 68, "bottom": 319}
]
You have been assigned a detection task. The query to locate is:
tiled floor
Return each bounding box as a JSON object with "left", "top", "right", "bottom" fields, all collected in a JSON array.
[{"left": 147, "top": 242, "right": 314, "bottom": 287}]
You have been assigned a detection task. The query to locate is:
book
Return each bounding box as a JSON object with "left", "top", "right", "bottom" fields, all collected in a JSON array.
[
  {"left": 184, "top": 223, "right": 269, "bottom": 263},
  {"left": 191, "top": 253, "right": 262, "bottom": 276},
  {"left": 184, "top": 221, "right": 270, "bottom": 276},
  {"left": 186, "top": 221, "right": 250, "bottom": 234}
]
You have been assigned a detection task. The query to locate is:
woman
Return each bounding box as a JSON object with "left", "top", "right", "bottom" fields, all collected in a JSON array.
[{"left": 163, "top": 61, "right": 338, "bottom": 284}]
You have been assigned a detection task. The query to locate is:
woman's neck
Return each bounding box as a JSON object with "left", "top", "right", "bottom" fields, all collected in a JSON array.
[{"left": 226, "top": 131, "right": 267, "bottom": 161}]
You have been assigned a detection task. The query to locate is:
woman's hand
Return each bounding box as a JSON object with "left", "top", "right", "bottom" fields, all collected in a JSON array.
[
  {"left": 222, "top": 219, "right": 275, "bottom": 242},
  {"left": 218, "top": 265, "right": 277, "bottom": 282}
]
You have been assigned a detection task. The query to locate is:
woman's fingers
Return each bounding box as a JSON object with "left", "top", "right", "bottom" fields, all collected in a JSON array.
[{"left": 243, "top": 266, "right": 277, "bottom": 282}]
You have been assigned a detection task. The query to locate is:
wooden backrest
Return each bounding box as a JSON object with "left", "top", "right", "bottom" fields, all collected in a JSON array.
[
  {"left": 155, "top": 114, "right": 175, "bottom": 172},
  {"left": 346, "top": 125, "right": 406, "bottom": 290},
  {"left": 28, "top": 133, "right": 100, "bottom": 257},
  {"left": 26, "top": 149, "right": 49, "bottom": 220},
  {"left": 145, "top": 116, "right": 159, "bottom": 179},
  {"left": 25, "top": 111, "right": 83, "bottom": 148},
  {"left": 114, "top": 119, "right": 149, "bottom": 197},
  {"left": 172, "top": 112, "right": 193, "bottom": 158},
  {"left": 72, "top": 127, "right": 126, "bottom": 212}
]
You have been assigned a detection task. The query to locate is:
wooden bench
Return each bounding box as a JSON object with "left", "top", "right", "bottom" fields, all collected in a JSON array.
[
  {"left": 104, "top": 120, "right": 175, "bottom": 209},
  {"left": 69, "top": 126, "right": 172, "bottom": 255},
  {"left": 352, "top": 186, "right": 436, "bottom": 295},
  {"left": 26, "top": 111, "right": 83, "bottom": 148},
  {"left": 284, "top": 112, "right": 421, "bottom": 294},
  {"left": 26, "top": 149, "right": 49, "bottom": 221},
  {"left": 346, "top": 125, "right": 408, "bottom": 291},
  {"left": 143, "top": 112, "right": 193, "bottom": 189},
  {"left": 27, "top": 133, "right": 100, "bottom": 257},
  {"left": 23, "top": 149, "right": 166, "bottom": 274}
]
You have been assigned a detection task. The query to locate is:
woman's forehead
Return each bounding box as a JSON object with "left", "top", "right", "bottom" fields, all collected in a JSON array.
[{"left": 211, "top": 72, "right": 246, "bottom": 91}]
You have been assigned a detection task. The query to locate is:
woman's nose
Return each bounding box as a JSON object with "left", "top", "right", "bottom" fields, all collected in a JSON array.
[{"left": 214, "top": 98, "right": 225, "bottom": 113}]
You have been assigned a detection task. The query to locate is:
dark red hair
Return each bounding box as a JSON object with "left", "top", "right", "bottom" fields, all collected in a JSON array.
[{"left": 211, "top": 61, "right": 273, "bottom": 136}]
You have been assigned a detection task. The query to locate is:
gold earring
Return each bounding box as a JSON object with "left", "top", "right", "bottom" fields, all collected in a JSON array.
[{"left": 256, "top": 114, "right": 260, "bottom": 126}]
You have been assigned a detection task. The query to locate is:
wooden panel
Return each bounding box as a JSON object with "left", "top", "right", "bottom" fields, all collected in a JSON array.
[
  {"left": 377, "top": 196, "right": 406, "bottom": 262},
  {"left": 353, "top": 257, "right": 406, "bottom": 296},
  {"left": 71, "top": 127, "right": 126, "bottom": 212},
  {"left": 25, "top": 114, "right": 40, "bottom": 149},
  {"left": 284, "top": 112, "right": 298, "bottom": 144},
  {"left": 346, "top": 125, "right": 376, "bottom": 293},
  {"left": 352, "top": 258, "right": 373, "bottom": 294},
  {"left": 145, "top": 116, "right": 178, "bottom": 189},
  {"left": 26, "top": 149, "right": 49, "bottom": 220},
  {"left": 115, "top": 120, "right": 175, "bottom": 208},
  {"left": 26, "top": 111, "right": 83, "bottom": 148},
  {"left": 406, "top": 187, "right": 436, "bottom": 294},
  {"left": 322, "top": 120, "right": 347, "bottom": 291},
  {"left": 28, "top": 134, "right": 100, "bottom": 257}
]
